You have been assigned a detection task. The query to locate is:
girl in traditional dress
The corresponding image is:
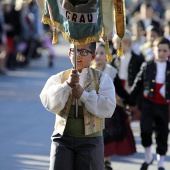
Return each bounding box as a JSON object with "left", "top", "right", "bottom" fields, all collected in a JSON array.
[{"left": 93, "top": 42, "right": 136, "bottom": 170}]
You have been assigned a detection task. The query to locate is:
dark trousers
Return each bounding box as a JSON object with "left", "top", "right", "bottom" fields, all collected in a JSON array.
[
  {"left": 140, "top": 99, "right": 169, "bottom": 155},
  {"left": 49, "top": 133, "right": 104, "bottom": 170}
]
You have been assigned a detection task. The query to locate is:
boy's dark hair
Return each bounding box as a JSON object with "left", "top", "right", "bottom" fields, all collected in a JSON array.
[
  {"left": 136, "top": 21, "right": 145, "bottom": 31},
  {"left": 153, "top": 37, "right": 170, "bottom": 49},
  {"left": 147, "top": 26, "right": 163, "bottom": 36},
  {"left": 142, "top": 2, "right": 154, "bottom": 10},
  {"left": 89, "top": 42, "right": 96, "bottom": 54},
  {"left": 96, "top": 41, "right": 105, "bottom": 49}
]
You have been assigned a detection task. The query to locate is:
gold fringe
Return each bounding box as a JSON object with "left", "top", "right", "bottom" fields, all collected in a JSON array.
[
  {"left": 52, "top": 28, "right": 58, "bottom": 44},
  {"left": 104, "top": 38, "right": 113, "bottom": 62},
  {"left": 23, "top": 0, "right": 32, "bottom": 2},
  {"left": 117, "top": 40, "right": 123, "bottom": 57},
  {"left": 42, "top": 15, "right": 102, "bottom": 45},
  {"left": 100, "top": 1, "right": 112, "bottom": 62}
]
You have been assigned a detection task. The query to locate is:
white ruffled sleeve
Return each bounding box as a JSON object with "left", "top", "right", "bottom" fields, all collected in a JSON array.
[
  {"left": 80, "top": 73, "right": 116, "bottom": 118},
  {"left": 39, "top": 73, "right": 72, "bottom": 114}
]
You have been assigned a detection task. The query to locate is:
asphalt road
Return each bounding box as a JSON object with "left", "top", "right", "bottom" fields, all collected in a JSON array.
[{"left": 0, "top": 34, "right": 169, "bottom": 170}]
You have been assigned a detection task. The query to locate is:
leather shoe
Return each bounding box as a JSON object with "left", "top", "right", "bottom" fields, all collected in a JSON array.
[
  {"left": 104, "top": 160, "right": 113, "bottom": 170},
  {"left": 140, "top": 159, "right": 153, "bottom": 170},
  {"left": 158, "top": 167, "right": 165, "bottom": 170}
]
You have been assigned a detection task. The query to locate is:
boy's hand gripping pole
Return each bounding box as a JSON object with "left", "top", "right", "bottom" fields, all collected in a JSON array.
[{"left": 74, "top": 45, "right": 78, "bottom": 118}]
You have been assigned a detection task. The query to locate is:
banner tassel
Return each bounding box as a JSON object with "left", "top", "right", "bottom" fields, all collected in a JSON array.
[
  {"left": 117, "top": 40, "right": 123, "bottom": 57},
  {"left": 104, "top": 38, "right": 113, "bottom": 62},
  {"left": 52, "top": 28, "right": 58, "bottom": 44}
]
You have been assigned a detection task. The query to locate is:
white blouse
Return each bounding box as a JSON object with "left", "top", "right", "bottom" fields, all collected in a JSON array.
[
  {"left": 40, "top": 68, "right": 116, "bottom": 118},
  {"left": 155, "top": 61, "right": 166, "bottom": 83},
  {"left": 118, "top": 51, "right": 132, "bottom": 80}
]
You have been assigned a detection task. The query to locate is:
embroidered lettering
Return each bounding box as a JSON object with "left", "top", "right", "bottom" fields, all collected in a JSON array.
[
  {"left": 87, "top": 14, "right": 93, "bottom": 22},
  {"left": 117, "top": 4, "right": 122, "bottom": 14},
  {"left": 56, "top": 0, "right": 97, "bottom": 23},
  {"left": 66, "top": 10, "right": 70, "bottom": 19},
  {"left": 72, "top": 13, "right": 77, "bottom": 22},
  {"left": 65, "top": 11, "right": 94, "bottom": 23},
  {"left": 79, "top": 14, "right": 85, "bottom": 23}
]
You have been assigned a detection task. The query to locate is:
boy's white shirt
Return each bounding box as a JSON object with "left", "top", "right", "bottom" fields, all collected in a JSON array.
[
  {"left": 155, "top": 61, "right": 166, "bottom": 98},
  {"left": 40, "top": 68, "right": 116, "bottom": 118}
]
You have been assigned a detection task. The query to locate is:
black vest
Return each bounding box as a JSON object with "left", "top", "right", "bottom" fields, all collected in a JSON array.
[
  {"left": 111, "top": 51, "right": 144, "bottom": 87},
  {"left": 143, "top": 61, "right": 170, "bottom": 100}
]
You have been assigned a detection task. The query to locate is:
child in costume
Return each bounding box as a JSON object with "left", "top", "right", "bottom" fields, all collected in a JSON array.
[
  {"left": 130, "top": 37, "right": 170, "bottom": 170},
  {"left": 93, "top": 42, "right": 136, "bottom": 170},
  {"left": 40, "top": 42, "right": 116, "bottom": 170}
]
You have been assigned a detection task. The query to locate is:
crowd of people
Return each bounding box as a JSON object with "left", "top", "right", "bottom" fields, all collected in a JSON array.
[
  {"left": 0, "top": 0, "right": 56, "bottom": 74},
  {"left": 1, "top": 0, "right": 170, "bottom": 170}
]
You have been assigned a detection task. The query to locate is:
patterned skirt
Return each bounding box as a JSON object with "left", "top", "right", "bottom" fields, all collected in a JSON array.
[{"left": 104, "top": 105, "right": 136, "bottom": 157}]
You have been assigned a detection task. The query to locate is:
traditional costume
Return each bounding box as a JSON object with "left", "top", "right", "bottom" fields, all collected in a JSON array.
[
  {"left": 131, "top": 60, "right": 170, "bottom": 170},
  {"left": 95, "top": 63, "right": 136, "bottom": 156},
  {"left": 40, "top": 67, "right": 116, "bottom": 169}
]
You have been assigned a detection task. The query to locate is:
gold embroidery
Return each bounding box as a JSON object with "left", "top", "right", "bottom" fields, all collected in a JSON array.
[
  {"left": 55, "top": 68, "right": 104, "bottom": 135},
  {"left": 83, "top": 68, "right": 104, "bottom": 135}
]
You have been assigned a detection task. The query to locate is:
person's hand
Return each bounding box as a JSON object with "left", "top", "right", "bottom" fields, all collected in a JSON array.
[
  {"left": 126, "top": 105, "right": 137, "bottom": 112},
  {"left": 72, "top": 84, "right": 84, "bottom": 99},
  {"left": 67, "top": 69, "right": 79, "bottom": 88}
]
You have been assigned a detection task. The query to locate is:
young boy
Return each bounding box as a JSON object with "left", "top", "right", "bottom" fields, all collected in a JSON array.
[
  {"left": 93, "top": 42, "right": 136, "bottom": 170},
  {"left": 111, "top": 30, "right": 144, "bottom": 93},
  {"left": 130, "top": 37, "right": 170, "bottom": 170},
  {"left": 40, "top": 42, "right": 116, "bottom": 170}
]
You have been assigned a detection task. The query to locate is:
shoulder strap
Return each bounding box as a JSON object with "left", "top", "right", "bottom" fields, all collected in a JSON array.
[{"left": 91, "top": 68, "right": 102, "bottom": 93}]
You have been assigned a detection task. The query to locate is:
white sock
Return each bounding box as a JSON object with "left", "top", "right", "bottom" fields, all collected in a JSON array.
[
  {"left": 157, "top": 154, "right": 165, "bottom": 168},
  {"left": 144, "top": 147, "right": 153, "bottom": 163}
]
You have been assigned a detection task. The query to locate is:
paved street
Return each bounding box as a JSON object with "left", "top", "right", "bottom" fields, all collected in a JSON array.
[{"left": 0, "top": 34, "right": 170, "bottom": 170}]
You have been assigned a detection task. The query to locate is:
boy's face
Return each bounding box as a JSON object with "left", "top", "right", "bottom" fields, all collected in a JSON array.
[
  {"left": 140, "top": 5, "right": 154, "bottom": 19},
  {"left": 95, "top": 46, "right": 106, "bottom": 68},
  {"left": 122, "top": 40, "right": 131, "bottom": 53},
  {"left": 69, "top": 44, "right": 95, "bottom": 72},
  {"left": 153, "top": 44, "right": 170, "bottom": 62},
  {"left": 164, "top": 25, "right": 170, "bottom": 35},
  {"left": 146, "top": 30, "right": 159, "bottom": 42}
]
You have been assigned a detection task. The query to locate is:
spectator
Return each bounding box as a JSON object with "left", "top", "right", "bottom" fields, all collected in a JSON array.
[
  {"left": 0, "top": 1, "right": 8, "bottom": 74},
  {"left": 138, "top": 2, "right": 161, "bottom": 33},
  {"left": 140, "top": 25, "right": 162, "bottom": 61},
  {"left": 131, "top": 21, "right": 146, "bottom": 55}
]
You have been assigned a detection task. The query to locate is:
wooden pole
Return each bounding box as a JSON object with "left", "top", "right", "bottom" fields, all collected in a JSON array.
[{"left": 74, "top": 45, "right": 78, "bottom": 118}]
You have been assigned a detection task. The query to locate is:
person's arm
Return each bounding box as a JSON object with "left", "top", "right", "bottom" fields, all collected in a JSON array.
[
  {"left": 39, "top": 72, "right": 72, "bottom": 114},
  {"left": 114, "top": 74, "right": 131, "bottom": 104},
  {"left": 79, "top": 73, "right": 116, "bottom": 118},
  {"left": 130, "top": 62, "right": 146, "bottom": 103}
]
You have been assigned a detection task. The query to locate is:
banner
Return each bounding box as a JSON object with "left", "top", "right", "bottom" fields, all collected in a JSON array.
[
  {"left": 24, "top": 0, "right": 126, "bottom": 61},
  {"left": 42, "top": 0, "right": 103, "bottom": 45}
]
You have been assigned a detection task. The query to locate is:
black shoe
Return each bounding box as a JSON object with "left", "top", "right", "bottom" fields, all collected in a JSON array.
[
  {"left": 104, "top": 160, "right": 113, "bottom": 170},
  {"left": 158, "top": 167, "right": 165, "bottom": 170},
  {"left": 140, "top": 159, "right": 153, "bottom": 170}
]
